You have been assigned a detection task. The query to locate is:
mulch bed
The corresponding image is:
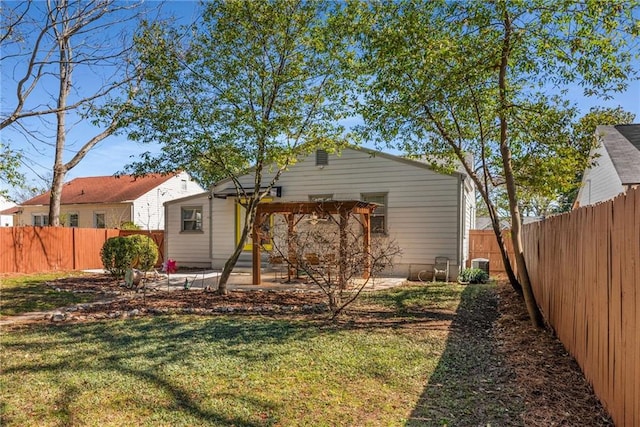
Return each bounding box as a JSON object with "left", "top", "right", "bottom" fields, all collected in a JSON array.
[
  {"left": 41, "top": 274, "right": 328, "bottom": 320},
  {"left": 494, "top": 282, "right": 613, "bottom": 426}
]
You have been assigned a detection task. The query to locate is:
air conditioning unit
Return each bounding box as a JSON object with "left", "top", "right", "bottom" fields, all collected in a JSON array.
[{"left": 471, "top": 258, "right": 489, "bottom": 274}]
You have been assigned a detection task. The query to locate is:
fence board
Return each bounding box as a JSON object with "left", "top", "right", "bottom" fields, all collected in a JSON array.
[
  {"left": 0, "top": 227, "right": 164, "bottom": 274},
  {"left": 523, "top": 186, "right": 640, "bottom": 426},
  {"left": 468, "top": 230, "right": 515, "bottom": 274}
]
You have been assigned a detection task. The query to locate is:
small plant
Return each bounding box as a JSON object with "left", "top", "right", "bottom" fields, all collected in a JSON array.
[
  {"left": 162, "top": 259, "right": 177, "bottom": 290},
  {"left": 458, "top": 268, "right": 489, "bottom": 284},
  {"left": 119, "top": 221, "right": 141, "bottom": 230}
]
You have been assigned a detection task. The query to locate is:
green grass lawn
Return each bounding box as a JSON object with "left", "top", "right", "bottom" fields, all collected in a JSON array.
[
  {"left": 0, "top": 272, "right": 101, "bottom": 316},
  {"left": 1, "top": 282, "right": 520, "bottom": 426}
]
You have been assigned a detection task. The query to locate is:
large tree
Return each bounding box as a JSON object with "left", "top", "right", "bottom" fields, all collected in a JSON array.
[
  {"left": 121, "top": 0, "right": 353, "bottom": 294},
  {"left": 1, "top": 0, "right": 150, "bottom": 225},
  {"left": 490, "top": 106, "right": 636, "bottom": 217},
  {"left": 350, "top": 0, "right": 639, "bottom": 326}
]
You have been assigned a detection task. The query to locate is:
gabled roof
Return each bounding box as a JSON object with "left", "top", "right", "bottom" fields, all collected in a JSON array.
[
  {"left": 597, "top": 124, "right": 640, "bottom": 185},
  {"left": 0, "top": 206, "right": 20, "bottom": 215},
  {"left": 20, "top": 174, "right": 177, "bottom": 206},
  {"left": 211, "top": 145, "right": 468, "bottom": 191}
]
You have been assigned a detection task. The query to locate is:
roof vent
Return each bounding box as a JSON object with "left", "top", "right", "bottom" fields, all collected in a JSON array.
[{"left": 316, "top": 149, "right": 328, "bottom": 168}]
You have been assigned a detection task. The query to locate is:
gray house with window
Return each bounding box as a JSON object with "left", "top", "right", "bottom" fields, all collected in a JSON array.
[{"left": 164, "top": 147, "right": 475, "bottom": 279}]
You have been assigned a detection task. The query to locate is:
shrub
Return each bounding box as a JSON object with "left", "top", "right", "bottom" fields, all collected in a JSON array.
[
  {"left": 458, "top": 268, "right": 489, "bottom": 284},
  {"left": 101, "top": 237, "right": 135, "bottom": 278},
  {"left": 127, "top": 234, "right": 159, "bottom": 271},
  {"left": 119, "top": 221, "right": 140, "bottom": 230},
  {"left": 100, "top": 234, "right": 159, "bottom": 278}
]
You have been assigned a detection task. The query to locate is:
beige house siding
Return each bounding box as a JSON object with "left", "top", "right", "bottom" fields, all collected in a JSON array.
[
  {"left": 16, "top": 203, "right": 131, "bottom": 228},
  {"left": 206, "top": 148, "right": 474, "bottom": 278},
  {"left": 164, "top": 192, "right": 211, "bottom": 268}
]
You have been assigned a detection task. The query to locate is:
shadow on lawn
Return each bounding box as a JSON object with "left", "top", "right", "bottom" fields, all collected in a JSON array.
[
  {"left": 406, "top": 284, "right": 525, "bottom": 427},
  {"left": 3, "top": 317, "right": 319, "bottom": 426}
]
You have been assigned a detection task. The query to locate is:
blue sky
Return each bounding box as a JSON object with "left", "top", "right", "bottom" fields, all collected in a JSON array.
[{"left": 1, "top": 1, "right": 639, "bottom": 199}]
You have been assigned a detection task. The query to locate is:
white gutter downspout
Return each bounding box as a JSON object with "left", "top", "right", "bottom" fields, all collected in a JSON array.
[
  {"left": 163, "top": 201, "right": 168, "bottom": 260},
  {"left": 458, "top": 175, "right": 466, "bottom": 277}
]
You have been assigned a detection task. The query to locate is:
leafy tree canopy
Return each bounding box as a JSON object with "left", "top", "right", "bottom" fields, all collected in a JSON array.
[
  {"left": 122, "top": 0, "right": 353, "bottom": 189},
  {"left": 0, "top": 143, "right": 24, "bottom": 201},
  {"left": 347, "top": 0, "right": 639, "bottom": 325}
]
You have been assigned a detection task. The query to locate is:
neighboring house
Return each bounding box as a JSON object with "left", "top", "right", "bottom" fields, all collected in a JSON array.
[
  {"left": 0, "top": 196, "right": 17, "bottom": 226},
  {"left": 15, "top": 172, "right": 203, "bottom": 230},
  {"left": 474, "top": 216, "right": 542, "bottom": 231},
  {"left": 575, "top": 124, "right": 640, "bottom": 208},
  {"left": 474, "top": 216, "right": 510, "bottom": 231},
  {"left": 165, "top": 147, "right": 476, "bottom": 279}
]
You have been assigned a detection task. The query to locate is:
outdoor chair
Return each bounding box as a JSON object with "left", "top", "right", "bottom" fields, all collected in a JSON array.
[
  {"left": 433, "top": 256, "right": 450, "bottom": 282},
  {"left": 268, "top": 255, "right": 286, "bottom": 280}
]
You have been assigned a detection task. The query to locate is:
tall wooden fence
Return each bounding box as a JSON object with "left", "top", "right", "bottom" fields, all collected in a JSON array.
[
  {"left": 0, "top": 227, "right": 164, "bottom": 274},
  {"left": 523, "top": 187, "right": 639, "bottom": 427},
  {"left": 468, "top": 229, "right": 515, "bottom": 274}
]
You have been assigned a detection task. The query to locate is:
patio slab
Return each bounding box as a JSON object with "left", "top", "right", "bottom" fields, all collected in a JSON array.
[{"left": 83, "top": 269, "right": 409, "bottom": 292}]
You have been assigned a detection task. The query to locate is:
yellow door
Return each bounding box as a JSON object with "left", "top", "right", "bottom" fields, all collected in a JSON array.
[{"left": 236, "top": 199, "right": 273, "bottom": 251}]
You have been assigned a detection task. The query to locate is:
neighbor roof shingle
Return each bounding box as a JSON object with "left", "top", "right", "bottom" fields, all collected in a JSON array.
[{"left": 20, "top": 174, "right": 176, "bottom": 206}]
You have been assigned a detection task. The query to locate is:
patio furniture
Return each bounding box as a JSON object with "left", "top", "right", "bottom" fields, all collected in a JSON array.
[
  {"left": 433, "top": 256, "right": 450, "bottom": 282},
  {"left": 268, "top": 255, "right": 286, "bottom": 280}
]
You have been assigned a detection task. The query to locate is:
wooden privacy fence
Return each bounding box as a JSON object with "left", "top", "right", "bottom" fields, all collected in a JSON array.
[
  {"left": 0, "top": 227, "right": 165, "bottom": 274},
  {"left": 468, "top": 229, "right": 515, "bottom": 274},
  {"left": 523, "top": 187, "right": 639, "bottom": 427}
]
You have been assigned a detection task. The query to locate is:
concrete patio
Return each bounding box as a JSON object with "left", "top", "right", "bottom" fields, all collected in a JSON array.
[{"left": 84, "top": 269, "right": 410, "bottom": 292}]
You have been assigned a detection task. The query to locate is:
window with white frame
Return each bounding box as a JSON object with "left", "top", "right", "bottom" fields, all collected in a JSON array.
[
  {"left": 181, "top": 206, "right": 202, "bottom": 232},
  {"left": 33, "top": 214, "right": 49, "bottom": 226},
  {"left": 95, "top": 213, "right": 106, "bottom": 229},
  {"left": 361, "top": 192, "right": 387, "bottom": 234}
]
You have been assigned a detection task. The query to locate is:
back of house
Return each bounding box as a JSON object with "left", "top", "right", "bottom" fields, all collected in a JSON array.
[{"left": 165, "top": 147, "right": 475, "bottom": 279}]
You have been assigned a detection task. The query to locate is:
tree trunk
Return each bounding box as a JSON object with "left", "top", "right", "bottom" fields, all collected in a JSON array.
[
  {"left": 48, "top": 166, "right": 66, "bottom": 226},
  {"left": 217, "top": 240, "right": 245, "bottom": 295},
  {"left": 489, "top": 217, "right": 522, "bottom": 294},
  {"left": 49, "top": 0, "right": 71, "bottom": 227},
  {"left": 421, "top": 105, "right": 523, "bottom": 294},
  {"left": 499, "top": 7, "right": 543, "bottom": 328},
  {"left": 216, "top": 198, "right": 259, "bottom": 294}
]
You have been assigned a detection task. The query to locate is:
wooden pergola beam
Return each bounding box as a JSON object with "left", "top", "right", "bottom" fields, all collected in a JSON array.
[{"left": 252, "top": 200, "right": 378, "bottom": 285}]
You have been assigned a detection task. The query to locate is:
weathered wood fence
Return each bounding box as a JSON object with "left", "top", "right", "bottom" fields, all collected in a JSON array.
[
  {"left": 468, "top": 229, "right": 515, "bottom": 274},
  {"left": 0, "top": 227, "right": 165, "bottom": 274},
  {"left": 523, "top": 187, "right": 639, "bottom": 427}
]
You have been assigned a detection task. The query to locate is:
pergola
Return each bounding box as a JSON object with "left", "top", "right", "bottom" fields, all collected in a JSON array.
[{"left": 251, "top": 200, "right": 378, "bottom": 285}]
